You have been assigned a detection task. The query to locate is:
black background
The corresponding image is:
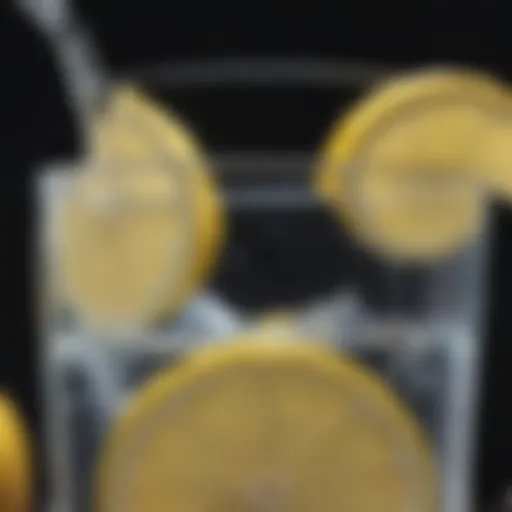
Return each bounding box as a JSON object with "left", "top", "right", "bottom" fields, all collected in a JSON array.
[{"left": 2, "top": 1, "right": 512, "bottom": 509}]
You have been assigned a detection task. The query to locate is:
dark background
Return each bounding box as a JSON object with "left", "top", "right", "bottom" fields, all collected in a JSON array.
[{"left": 2, "top": 1, "right": 512, "bottom": 509}]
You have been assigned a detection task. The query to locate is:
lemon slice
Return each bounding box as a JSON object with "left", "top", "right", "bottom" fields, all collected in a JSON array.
[
  {"left": 257, "top": 308, "right": 297, "bottom": 327},
  {"left": 0, "top": 393, "right": 32, "bottom": 512},
  {"left": 59, "top": 85, "right": 225, "bottom": 328},
  {"left": 248, "top": 309, "right": 300, "bottom": 339},
  {"left": 96, "top": 338, "right": 439, "bottom": 512},
  {"left": 315, "top": 66, "right": 507, "bottom": 261}
]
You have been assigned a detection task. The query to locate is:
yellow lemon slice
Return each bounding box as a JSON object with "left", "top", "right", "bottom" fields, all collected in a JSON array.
[
  {"left": 257, "top": 308, "right": 297, "bottom": 326},
  {"left": 96, "top": 338, "right": 439, "bottom": 512},
  {"left": 315, "top": 66, "right": 507, "bottom": 261},
  {"left": 0, "top": 393, "right": 32, "bottom": 512},
  {"left": 248, "top": 309, "right": 300, "bottom": 338},
  {"left": 59, "top": 85, "right": 225, "bottom": 329}
]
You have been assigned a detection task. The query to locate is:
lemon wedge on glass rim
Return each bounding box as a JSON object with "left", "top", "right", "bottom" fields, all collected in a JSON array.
[{"left": 315, "top": 67, "right": 508, "bottom": 262}]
